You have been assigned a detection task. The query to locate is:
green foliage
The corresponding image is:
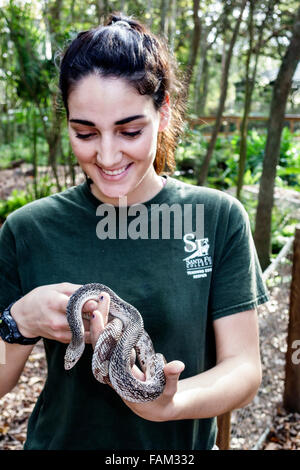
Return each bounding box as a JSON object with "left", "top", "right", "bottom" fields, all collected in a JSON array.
[
  {"left": 176, "top": 126, "right": 300, "bottom": 190},
  {"left": 239, "top": 189, "right": 299, "bottom": 255},
  {"left": 175, "top": 125, "right": 208, "bottom": 173},
  {"left": 0, "top": 189, "right": 30, "bottom": 223},
  {"left": 1, "top": 3, "right": 54, "bottom": 104},
  {"left": 176, "top": 127, "right": 300, "bottom": 255},
  {"left": 0, "top": 0, "right": 299, "bottom": 263},
  {"left": 0, "top": 176, "right": 56, "bottom": 223},
  {"left": 271, "top": 212, "right": 299, "bottom": 255},
  {"left": 30, "top": 175, "right": 57, "bottom": 200},
  {"left": 0, "top": 134, "right": 49, "bottom": 168},
  {"left": 276, "top": 128, "right": 300, "bottom": 187}
]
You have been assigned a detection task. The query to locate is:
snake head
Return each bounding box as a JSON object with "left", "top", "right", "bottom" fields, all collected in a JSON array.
[{"left": 64, "top": 343, "right": 85, "bottom": 370}]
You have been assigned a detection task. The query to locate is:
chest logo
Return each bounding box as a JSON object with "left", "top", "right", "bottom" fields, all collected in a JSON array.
[{"left": 183, "top": 233, "right": 213, "bottom": 279}]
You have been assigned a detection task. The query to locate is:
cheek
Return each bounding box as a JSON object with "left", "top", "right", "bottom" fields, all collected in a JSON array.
[
  {"left": 133, "top": 130, "right": 158, "bottom": 161},
  {"left": 69, "top": 138, "right": 95, "bottom": 163}
]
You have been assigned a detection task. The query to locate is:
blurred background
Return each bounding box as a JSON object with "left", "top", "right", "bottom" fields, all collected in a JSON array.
[
  {"left": 0, "top": 0, "right": 300, "bottom": 450},
  {"left": 0, "top": 0, "right": 299, "bottom": 266}
]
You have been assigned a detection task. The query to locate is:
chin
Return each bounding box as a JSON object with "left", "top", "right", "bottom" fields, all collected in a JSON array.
[{"left": 94, "top": 182, "right": 132, "bottom": 201}]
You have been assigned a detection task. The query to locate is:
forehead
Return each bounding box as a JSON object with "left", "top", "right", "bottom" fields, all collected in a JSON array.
[{"left": 68, "top": 74, "right": 156, "bottom": 123}]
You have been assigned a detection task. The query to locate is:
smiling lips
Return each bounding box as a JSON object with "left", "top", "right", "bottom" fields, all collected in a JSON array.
[{"left": 98, "top": 162, "right": 133, "bottom": 179}]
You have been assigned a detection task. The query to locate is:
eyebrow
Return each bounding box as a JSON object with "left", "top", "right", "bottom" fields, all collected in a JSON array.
[
  {"left": 115, "top": 115, "right": 145, "bottom": 125},
  {"left": 69, "top": 115, "right": 145, "bottom": 126}
]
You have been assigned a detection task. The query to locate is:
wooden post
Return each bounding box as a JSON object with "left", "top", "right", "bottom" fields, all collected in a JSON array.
[
  {"left": 283, "top": 226, "right": 300, "bottom": 412},
  {"left": 216, "top": 412, "right": 231, "bottom": 449},
  {"left": 0, "top": 339, "right": 6, "bottom": 364},
  {"left": 224, "top": 121, "right": 229, "bottom": 138}
]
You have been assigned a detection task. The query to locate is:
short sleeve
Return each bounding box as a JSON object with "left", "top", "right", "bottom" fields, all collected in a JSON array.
[
  {"left": 209, "top": 199, "right": 269, "bottom": 320},
  {"left": 0, "top": 218, "right": 22, "bottom": 311}
]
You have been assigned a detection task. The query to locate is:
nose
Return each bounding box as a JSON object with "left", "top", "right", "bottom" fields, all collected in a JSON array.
[{"left": 96, "top": 133, "right": 123, "bottom": 168}]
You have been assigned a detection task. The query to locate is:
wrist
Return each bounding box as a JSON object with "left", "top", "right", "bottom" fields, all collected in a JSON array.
[
  {"left": 171, "top": 379, "right": 208, "bottom": 421},
  {"left": 10, "top": 298, "right": 39, "bottom": 340},
  {"left": 169, "top": 388, "right": 191, "bottom": 421}
]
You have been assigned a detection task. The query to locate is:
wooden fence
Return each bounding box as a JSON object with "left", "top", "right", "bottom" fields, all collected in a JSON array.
[
  {"left": 283, "top": 226, "right": 300, "bottom": 412},
  {"left": 216, "top": 226, "right": 300, "bottom": 449},
  {"left": 188, "top": 115, "right": 300, "bottom": 136}
]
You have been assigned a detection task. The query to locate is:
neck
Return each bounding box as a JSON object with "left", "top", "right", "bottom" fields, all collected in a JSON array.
[{"left": 90, "top": 173, "right": 165, "bottom": 206}]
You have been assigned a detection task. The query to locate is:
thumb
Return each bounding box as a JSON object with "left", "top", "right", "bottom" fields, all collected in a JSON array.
[{"left": 163, "top": 360, "right": 185, "bottom": 397}]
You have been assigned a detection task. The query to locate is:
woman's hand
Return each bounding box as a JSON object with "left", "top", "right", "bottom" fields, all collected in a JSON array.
[
  {"left": 121, "top": 360, "right": 185, "bottom": 422},
  {"left": 89, "top": 292, "right": 185, "bottom": 422},
  {"left": 10, "top": 283, "right": 101, "bottom": 344}
]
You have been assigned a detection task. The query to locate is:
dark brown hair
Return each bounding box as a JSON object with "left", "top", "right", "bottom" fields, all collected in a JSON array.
[{"left": 59, "top": 13, "right": 186, "bottom": 174}]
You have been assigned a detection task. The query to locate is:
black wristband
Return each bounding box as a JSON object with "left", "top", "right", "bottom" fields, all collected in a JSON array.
[{"left": 0, "top": 302, "right": 41, "bottom": 345}]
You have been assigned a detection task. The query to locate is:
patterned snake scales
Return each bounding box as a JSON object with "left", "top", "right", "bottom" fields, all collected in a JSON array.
[{"left": 64, "top": 283, "right": 166, "bottom": 403}]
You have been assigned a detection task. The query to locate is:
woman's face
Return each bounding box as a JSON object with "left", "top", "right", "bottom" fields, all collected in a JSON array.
[{"left": 68, "top": 74, "right": 169, "bottom": 205}]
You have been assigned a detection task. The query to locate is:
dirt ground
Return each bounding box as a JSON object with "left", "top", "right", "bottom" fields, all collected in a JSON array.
[
  {"left": 230, "top": 250, "right": 300, "bottom": 450},
  {"left": 0, "top": 163, "right": 85, "bottom": 201},
  {"left": 0, "top": 166, "right": 299, "bottom": 450}
]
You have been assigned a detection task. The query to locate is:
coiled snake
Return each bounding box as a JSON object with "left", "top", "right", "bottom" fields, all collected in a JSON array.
[{"left": 64, "top": 283, "right": 166, "bottom": 403}]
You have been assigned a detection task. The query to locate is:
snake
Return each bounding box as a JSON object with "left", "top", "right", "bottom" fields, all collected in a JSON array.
[{"left": 64, "top": 283, "right": 166, "bottom": 403}]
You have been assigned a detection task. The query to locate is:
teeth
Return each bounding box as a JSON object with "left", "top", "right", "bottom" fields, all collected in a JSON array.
[{"left": 101, "top": 165, "right": 128, "bottom": 176}]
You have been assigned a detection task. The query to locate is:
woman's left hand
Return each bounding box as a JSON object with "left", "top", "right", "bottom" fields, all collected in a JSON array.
[
  {"left": 89, "top": 292, "right": 185, "bottom": 422},
  {"left": 122, "top": 360, "right": 185, "bottom": 422}
]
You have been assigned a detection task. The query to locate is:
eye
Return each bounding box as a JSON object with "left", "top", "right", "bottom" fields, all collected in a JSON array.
[
  {"left": 121, "top": 130, "right": 142, "bottom": 138},
  {"left": 75, "top": 133, "right": 95, "bottom": 140}
]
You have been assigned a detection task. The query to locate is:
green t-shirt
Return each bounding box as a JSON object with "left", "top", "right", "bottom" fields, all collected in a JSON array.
[{"left": 0, "top": 176, "right": 268, "bottom": 450}]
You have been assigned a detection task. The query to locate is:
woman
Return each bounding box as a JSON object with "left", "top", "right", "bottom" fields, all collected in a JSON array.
[{"left": 0, "top": 14, "right": 269, "bottom": 450}]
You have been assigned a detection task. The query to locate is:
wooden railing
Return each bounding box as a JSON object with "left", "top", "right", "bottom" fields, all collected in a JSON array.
[
  {"left": 216, "top": 227, "right": 300, "bottom": 449},
  {"left": 188, "top": 115, "right": 300, "bottom": 135},
  {"left": 283, "top": 226, "right": 300, "bottom": 413}
]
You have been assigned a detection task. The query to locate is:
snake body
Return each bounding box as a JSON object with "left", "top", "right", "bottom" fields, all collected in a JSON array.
[{"left": 64, "top": 283, "right": 166, "bottom": 403}]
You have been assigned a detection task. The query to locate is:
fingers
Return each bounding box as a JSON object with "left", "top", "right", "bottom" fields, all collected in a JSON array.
[
  {"left": 17, "top": 283, "right": 86, "bottom": 344},
  {"left": 96, "top": 292, "right": 110, "bottom": 326},
  {"left": 89, "top": 292, "right": 110, "bottom": 349},
  {"left": 131, "top": 364, "right": 146, "bottom": 381},
  {"left": 163, "top": 361, "right": 185, "bottom": 397},
  {"left": 59, "top": 287, "right": 111, "bottom": 347},
  {"left": 88, "top": 310, "right": 103, "bottom": 347},
  {"left": 82, "top": 300, "right": 98, "bottom": 312},
  {"left": 46, "top": 285, "right": 100, "bottom": 343},
  {"left": 55, "top": 282, "right": 83, "bottom": 296}
]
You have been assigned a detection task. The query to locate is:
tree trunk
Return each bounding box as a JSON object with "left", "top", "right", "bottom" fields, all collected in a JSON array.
[
  {"left": 146, "top": 0, "right": 153, "bottom": 28},
  {"left": 160, "top": 0, "right": 169, "bottom": 37},
  {"left": 236, "top": 0, "right": 275, "bottom": 200},
  {"left": 236, "top": 0, "right": 254, "bottom": 200},
  {"left": 186, "top": 0, "right": 201, "bottom": 89},
  {"left": 197, "top": 55, "right": 209, "bottom": 115},
  {"left": 168, "top": 0, "right": 177, "bottom": 51},
  {"left": 31, "top": 108, "right": 38, "bottom": 198},
  {"left": 95, "top": 0, "right": 108, "bottom": 23},
  {"left": 197, "top": 0, "right": 247, "bottom": 186},
  {"left": 254, "top": 6, "right": 300, "bottom": 270},
  {"left": 47, "top": 98, "right": 62, "bottom": 192},
  {"left": 194, "top": 28, "right": 209, "bottom": 114},
  {"left": 195, "top": 22, "right": 218, "bottom": 115},
  {"left": 43, "top": 0, "right": 63, "bottom": 191}
]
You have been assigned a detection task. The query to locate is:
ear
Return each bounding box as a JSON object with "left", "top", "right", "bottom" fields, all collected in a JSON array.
[{"left": 158, "top": 93, "right": 171, "bottom": 132}]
